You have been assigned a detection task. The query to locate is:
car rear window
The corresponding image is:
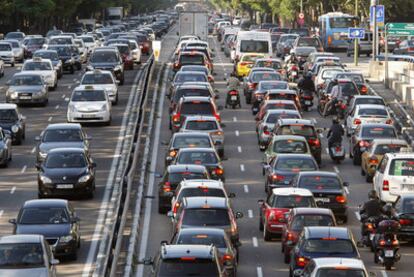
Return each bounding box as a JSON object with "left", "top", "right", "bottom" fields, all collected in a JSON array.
[
  {"left": 174, "top": 88, "right": 211, "bottom": 102},
  {"left": 182, "top": 208, "right": 230, "bottom": 226},
  {"left": 275, "top": 157, "right": 317, "bottom": 171},
  {"left": 338, "top": 82, "right": 359, "bottom": 96},
  {"left": 358, "top": 108, "right": 387, "bottom": 116},
  {"left": 186, "top": 120, "right": 218, "bottom": 131},
  {"left": 291, "top": 215, "right": 335, "bottom": 231},
  {"left": 361, "top": 126, "right": 396, "bottom": 138},
  {"left": 298, "top": 38, "right": 321, "bottom": 47},
  {"left": 178, "top": 151, "right": 218, "bottom": 165},
  {"left": 173, "top": 136, "right": 211, "bottom": 148},
  {"left": 355, "top": 98, "right": 385, "bottom": 106},
  {"left": 273, "top": 195, "right": 315, "bottom": 208},
  {"left": 266, "top": 102, "right": 297, "bottom": 111},
  {"left": 316, "top": 268, "right": 366, "bottom": 277},
  {"left": 374, "top": 144, "right": 406, "bottom": 155},
  {"left": 279, "top": 125, "right": 315, "bottom": 137},
  {"left": 336, "top": 74, "right": 364, "bottom": 83},
  {"left": 268, "top": 93, "right": 296, "bottom": 101},
  {"left": 256, "top": 60, "right": 282, "bottom": 70},
  {"left": 159, "top": 259, "right": 219, "bottom": 276},
  {"left": 178, "top": 188, "right": 225, "bottom": 201},
  {"left": 322, "top": 69, "right": 343, "bottom": 79},
  {"left": 175, "top": 74, "right": 207, "bottom": 83},
  {"left": 252, "top": 72, "right": 281, "bottom": 82},
  {"left": 180, "top": 54, "right": 204, "bottom": 65},
  {"left": 389, "top": 159, "right": 414, "bottom": 176},
  {"left": 260, "top": 82, "right": 288, "bottom": 90},
  {"left": 176, "top": 233, "right": 226, "bottom": 248},
  {"left": 168, "top": 172, "right": 208, "bottom": 183},
  {"left": 274, "top": 140, "right": 307, "bottom": 153},
  {"left": 240, "top": 40, "right": 269, "bottom": 53},
  {"left": 181, "top": 102, "right": 214, "bottom": 115},
  {"left": 299, "top": 176, "right": 341, "bottom": 190},
  {"left": 266, "top": 113, "right": 300, "bottom": 123},
  {"left": 303, "top": 239, "right": 355, "bottom": 254},
  {"left": 241, "top": 54, "right": 264, "bottom": 62}
]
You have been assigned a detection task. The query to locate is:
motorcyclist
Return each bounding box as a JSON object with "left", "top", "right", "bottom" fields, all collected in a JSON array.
[
  {"left": 360, "top": 190, "right": 385, "bottom": 221},
  {"left": 226, "top": 72, "right": 240, "bottom": 108},
  {"left": 327, "top": 117, "right": 344, "bottom": 148},
  {"left": 298, "top": 72, "right": 315, "bottom": 94},
  {"left": 323, "top": 79, "right": 343, "bottom": 117}
]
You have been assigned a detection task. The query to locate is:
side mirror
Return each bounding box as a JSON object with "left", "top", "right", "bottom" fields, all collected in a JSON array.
[
  {"left": 316, "top": 200, "right": 324, "bottom": 207},
  {"left": 228, "top": 192, "right": 236, "bottom": 198},
  {"left": 50, "top": 259, "right": 60, "bottom": 265},
  {"left": 161, "top": 140, "right": 169, "bottom": 145},
  {"left": 6, "top": 80, "right": 11, "bottom": 86},
  {"left": 85, "top": 136, "right": 92, "bottom": 140},
  {"left": 167, "top": 211, "right": 174, "bottom": 218},
  {"left": 35, "top": 163, "right": 41, "bottom": 170},
  {"left": 365, "top": 79, "right": 370, "bottom": 83},
  {"left": 160, "top": 240, "right": 168, "bottom": 245},
  {"left": 154, "top": 173, "right": 163, "bottom": 178},
  {"left": 35, "top": 136, "right": 41, "bottom": 141},
  {"left": 257, "top": 199, "right": 264, "bottom": 205},
  {"left": 71, "top": 217, "right": 80, "bottom": 223},
  {"left": 166, "top": 156, "right": 173, "bottom": 162},
  {"left": 220, "top": 123, "right": 226, "bottom": 128},
  {"left": 316, "top": 128, "right": 323, "bottom": 134},
  {"left": 235, "top": 212, "right": 243, "bottom": 219},
  {"left": 8, "top": 219, "right": 16, "bottom": 224},
  {"left": 343, "top": 182, "right": 349, "bottom": 187},
  {"left": 143, "top": 257, "right": 154, "bottom": 265},
  {"left": 214, "top": 94, "right": 219, "bottom": 99}
]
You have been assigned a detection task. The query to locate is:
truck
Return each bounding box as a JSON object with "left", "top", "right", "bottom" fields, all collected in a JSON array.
[
  {"left": 178, "top": 11, "right": 208, "bottom": 41},
  {"left": 106, "top": 7, "right": 123, "bottom": 25},
  {"left": 78, "top": 19, "right": 96, "bottom": 32}
]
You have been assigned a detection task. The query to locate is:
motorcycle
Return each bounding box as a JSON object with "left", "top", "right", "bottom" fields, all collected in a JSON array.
[
  {"left": 359, "top": 214, "right": 379, "bottom": 251},
  {"left": 334, "top": 99, "right": 347, "bottom": 120},
  {"left": 286, "top": 64, "right": 299, "bottom": 82},
  {"left": 299, "top": 89, "right": 314, "bottom": 111},
  {"left": 226, "top": 89, "right": 241, "bottom": 109},
  {"left": 373, "top": 219, "right": 401, "bottom": 270},
  {"left": 328, "top": 142, "right": 345, "bottom": 164}
]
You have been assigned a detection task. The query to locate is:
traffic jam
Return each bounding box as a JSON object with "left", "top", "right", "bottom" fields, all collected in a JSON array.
[{"left": 144, "top": 8, "right": 414, "bottom": 277}]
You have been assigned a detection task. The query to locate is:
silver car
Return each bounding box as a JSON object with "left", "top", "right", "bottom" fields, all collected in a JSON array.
[
  {"left": 0, "top": 234, "right": 59, "bottom": 277},
  {"left": 0, "top": 127, "right": 12, "bottom": 166},
  {"left": 6, "top": 73, "right": 48, "bottom": 106},
  {"left": 4, "top": 39, "right": 24, "bottom": 63}
]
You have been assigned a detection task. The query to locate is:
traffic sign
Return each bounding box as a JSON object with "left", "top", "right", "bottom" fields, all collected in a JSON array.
[
  {"left": 386, "top": 23, "right": 414, "bottom": 36},
  {"left": 298, "top": 13, "right": 304, "bottom": 19},
  {"left": 348, "top": 28, "right": 365, "bottom": 39},
  {"left": 370, "top": 5, "right": 385, "bottom": 27}
]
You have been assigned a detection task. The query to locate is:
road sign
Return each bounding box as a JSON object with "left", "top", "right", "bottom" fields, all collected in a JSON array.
[
  {"left": 370, "top": 5, "right": 384, "bottom": 27},
  {"left": 152, "top": 40, "right": 161, "bottom": 62},
  {"left": 386, "top": 23, "right": 414, "bottom": 36},
  {"left": 348, "top": 28, "right": 365, "bottom": 39},
  {"left": 298, "top": 13, "right": 304, "bottom": 19}
]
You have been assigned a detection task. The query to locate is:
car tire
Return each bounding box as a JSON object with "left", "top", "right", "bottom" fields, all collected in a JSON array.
[
  {"left": 69, "top": 251, "right": 77, "bottom": 261},
  {"left": 259, "top": 215, "right": 264, "bottom": 231},
  {"left": 218, "top": 149, "right": 224, "bottom": 158},
  {"left": 158, "top": 202, "right": 168, "bottom": 214},
  {"left": 341, "top": 215, "right": 348, "bottom": 224},
  {"left": 119, "top": 75, "right": 124, "bottom": 86},
  {"left": 353, "top": 149, "right": 361, "bottom": 165},
  {"left": 11, "top": 63, "right": 14, "bottom": 67},
  {"left": 366, "top": 174, "right": 373, "bottom": 183},
  {"left": 263, "top": 223, "right": 272, "bottom": 241},
  {"left": 114, "top": 94, "right": 119, "bottom": 106},
  {"left": 316, "top": 155, "right": 322, "bottom": 165},
  {"left": 77, "top": 239, "right": 81, "bottom": 248}
]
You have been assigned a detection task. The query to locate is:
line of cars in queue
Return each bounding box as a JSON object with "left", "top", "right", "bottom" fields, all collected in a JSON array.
[{"left": 0, "top": 11, "right": 177, "bottom": 276}]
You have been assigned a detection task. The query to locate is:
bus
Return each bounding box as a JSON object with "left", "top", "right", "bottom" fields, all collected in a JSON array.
[{"left": 318, "top": 12, "right": 358, "bottom": 50}]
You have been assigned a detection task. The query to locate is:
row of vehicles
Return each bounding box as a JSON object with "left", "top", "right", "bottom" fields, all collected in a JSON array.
[{"left": 0, "top": 10, "right": 177, "bottom": 276}]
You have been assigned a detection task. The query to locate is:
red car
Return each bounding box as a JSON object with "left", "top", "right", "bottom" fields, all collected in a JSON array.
[
  {"left": 281, "top": 207, "right": 336, "bottom": 263},
  {"left": 114, "top": 44, "right": 134, "bottom": 70},
  {"left": 258, "top": 187, "right": 316, "bottom": 241}
]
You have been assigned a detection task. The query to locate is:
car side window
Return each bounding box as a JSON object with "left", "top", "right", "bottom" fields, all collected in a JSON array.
[
  {"left": 266, "top": 194, "right": 274, "bottom": 206},
  {"left": 378, "top": 156, "right": 388, "bottom": 173},
  {"left": 395, "top": 197, "right": 402, "bottom": 212},
  {"left": 302, "top": 260, "right": 315, "bottom": 276}
]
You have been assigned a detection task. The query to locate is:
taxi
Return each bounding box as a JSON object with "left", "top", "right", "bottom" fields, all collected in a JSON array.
[
  {"left": 79, "top": 70, "right": 119, "bottom": 104},
  {"left": 235, "top": 53, "right": 265, "bottom": 78},
  {"left": 21, "top": 57, "right": 57, "bottom": 90}
]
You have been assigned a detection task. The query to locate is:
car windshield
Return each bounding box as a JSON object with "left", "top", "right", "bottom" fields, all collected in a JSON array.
[
  {"left": 178, "top": 151, "right": 218, "bottom": 165},
  {"left": 273, "top": 195, "right": 315, "bottom": 208},
  {"left": 23, "top": 62, "right": 51, "bottom": 71},
  {"left": 174, "top": 88, "right": 211, "bottom": 102},
  {"left": 298, "top": 38, "right": 321, "bottom": 47},
  {"left": 389, "top": 159, "right": 414, "bottom": 176},
  {"left": 182, "top": 208, "right": 230, "bottom": 226},
  {"left": 49, "top": 46, "right": 71, "bottom": 56},
  {"left": 338, "top": 82, "right": 358, "bottom": 96},
  {"left": 256, "top": 60, "right": 282, "bottom": 70},
  {"left": 241, "top": 55, "right": 264, "bottom": 62},
  {"left": 81, "top": 37, "right": 94, "bottom": 43},
  {"left": 358, "top": 108, "right": 387, "bottom": 116},
  {"left": 49, "top": 37, "right": 72, "bottom": 45},
  {"left": 291, "top": 215, "right": 335, "bottom": 231},
  {"left": 355, "top": 98, "right": 385, "bottom": 106},
  {"left": 299, "top": 176, "right": 342, "bottom": 190},
  {"left": 186, "top": 120, "right": 218, "bottom": 131},
  {"left": 0, "top": 44, "right": 12, "bottom": 51},
  {"left": 279, "top": 125, "right": 315, "bottom": 137},
  {"left": 0, "top": 109, "right": 18, "bottom": 122},
  {"left": 265, "top": 102, "right": 296, "bottom": 111},
  {"left": 7, "top": 41, "right": 20, "bottom": 48},
  {"left": 175, "top": 73, "right": 207, "bottom": 83},
  {"left": 82, "top": 74, "right": 113, "bottom": 85},
  {"left": 181, "top": 102, "right": 213, "bottom": 115},
  {"left": 173, "top": 136, "right": 211, "bottom": 148},
  {"left": 180, "top": 54, "right": 204, "bottom": 65},
  {"left": 11, "top": 75, "right": 43, "bottom": 86},
  {"left": 178, "top": 188, "right": 226, "bottom": 201},
  {"left": 19, "top": 207, "right": 69, "bottom": 224},
  {"left": 266, "top": 113, "right": 300, "bottom": 123},
  {"left": 116, "top": 45, "right": 129, "bottom": 55},
  {"left": 90, "top": 51, "right": 118, "bottom": 63},
  {"left": 374, "top": 144, "right": 406, "bottom": 155},
  {"left": 274, "top": 140, "right": 307, "bottom": 153},
  {"left": 168, "top": 172, "right": 208, "bottom": 183},
  {"left": 252, "top": 72, "right": 280, "bottom": 82},
  {"left": 34, "top": 52, "right": 59, "bottom": 61},
  {"left": 71, "top": 90, "right": 106, "bottom": 101},
  {"left": 322, "top": 69, "right": 343, "bottom": 79},
  {"left": 181, "top": 67, "right": 208, "bottom": 74},
  {"left": 45, "top": 152, "right": 86, "bottom": 168},
  {"left": 5, "top": 33, "right": 23, "bottom": 39},
  {"left": 336, "top": 74, "right": 364, "bottom": 83},
  {"left": 0, "top": 243, "right": 44, "bottom": 268},
  {"left": 176, "top": 233, "right": 226, "bottom": 248},
  {"left": 275, "top": 157, "right": 317, "bottom": 171},
  {"left": 43, "top": 129, "right": 82, "bottom": 142},
  {"left": 158, "top": 259, "right": 219, "bottom": 276},
  {"left": 240, "top": 40, "right": 269, "bottom": 53},
  {"left": 361, "top": 126, "right": 396, "bottom": 138},
  {"left": 304, "top": 239, "right": 355, "bottom": 254},
  {"left": 316, "top": 268, "right": 366, "bottom": 277},
  {"left": 260, "top": 82, "right": 288, "bottom": 90}
]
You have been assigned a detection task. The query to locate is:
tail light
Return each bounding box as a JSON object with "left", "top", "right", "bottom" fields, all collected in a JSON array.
[
  {"left": 386, "top": 119, "right": 393, "bottom": 124},
  {"left": 208, "top": 75, "right": 214, "bottom": 82},
  {"left": 340, "top": 103, "right": 347, "bottom": 109},
  {"left": 291, "top": 65, "right": 298, "bottom": 71},
  {"left": 268, "top": 211, "right": 276, "bottom": 221},
  {"left": 248, "top": 83, "right": 257, "bottom": 89},
  {"left": 369, "top": 156, "right": 378, "bottom": 165},
  {"left": 365, "top": 222, "right": 374, "bottom": 231},
  {"left": 169, "top": 150, "right": 177, "bottom": 157},
  {"left": 172, "top": 113, "right": 180, "bottom": 123},
  {"left": 173, "top": 62, "right": 180, "bottom": 69},
  {"left": 383, "top": 180, "right": 389, "bottom": 191},
  {"left": 163, "top": 181, "right": 171, "bottom": 192},
  {"left": 223, "top": 254, "right": 233, "bottom": 262},
  {"left": 399, "top": 218, "right": 412, "bottom": 225},
  {"left": 287, "top": 232, "right": 294, "bottom": 241},
  {"left": 335, "top": 195, "right": 347, "bottom": 204},
  {"left": 359, "top": 140, "right": 370, "bottom": 148},
  {"left": 328, "top": 36, "right": 332, "bottom": 46},
  {"left": 379, "top": 239, "right": 386, "bottom": 246},
  {"left": 271, "top": 174, "right": 284, "bottom": 181},
  {"left": 308, "top": 138, "right": 320, "bottom": 147},
  {"left": 408, "top": 47, "right": 414, "bottom": 52},
  {"left": 335, "top": 146, "right": 342, "bottom": 152},
  {"left": 240, "top": 62, "right": 248, "bottom": 66},
  {"left": 214, "top": 112, "right": 221, "bottom": 122},
  {"left": 264, "top": 129, "right": 270, "bottom": 135},
  {"left": 229, "top": 90, "right": 238, "bottom": 95},
  {"left": 214, "top": 167, "right": 224, "bottom": 175},
  {"left": 360, "top": 85, "right": 368, "bottom": 94},
  {"left": 296, "top": 256, "right": 308, "bottom": 267},
  {"left": 353, "top": 118, "right": 361, "bottom": 125},
  {"left": 173, "top": 202, "right": 180, "bottom": 214},
  {"left": 392, "top": 239, "right": 399, "bottom": 246}
]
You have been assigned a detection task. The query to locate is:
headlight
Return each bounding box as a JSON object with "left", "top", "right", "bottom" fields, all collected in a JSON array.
[
  {"left": 11, "top": 125, "right": 19, "bottom": 133},
  {"left": 114, "top": 65, "right": 122, "bottom": 72},
  {"left": 100, "top": 105, "right": 107, "bottom": 112},
  {"left": 40, "top": 175, "right": 52, "bottom": 184},
  {"left": 7, "top": 90, "right": 17, "bottom": 99},
  {"left": 59, "top": 235, "right": 73, "bottom": 243},
  {"left": 78, "top": 174, "right": 91, "bottom": 183},
  {"left": 86, "top": 65, "right": 94, "bottom": 71}
]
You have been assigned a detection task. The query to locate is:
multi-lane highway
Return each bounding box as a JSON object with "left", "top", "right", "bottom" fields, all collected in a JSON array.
[{"left": 137, "top": 29, "right": 414, "bottom": 277}]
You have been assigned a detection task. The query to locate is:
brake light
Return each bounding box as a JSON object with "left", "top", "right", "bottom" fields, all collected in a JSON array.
[
  {"left": 173, "top": 202, "right": 180, "bottom": 214},
  {"left": 163, "top": 182, "right": 171, "bottom": 192},
  {"left": 354, "top": 118, "right": 361, "bottom": 125},
  {"left": 308, "top": 138, "right": 320, "bottom": 147},
  {"left": 208, "top": 75, "right": 214, "bottom": 82},
  {"left": 169, "top": 150, "right": 177, "bottom": 157},
  {"left": 214, "top": 167, "right": 224, "bottom": 175},
  {"left": 360, "top": 85, "right": 368, "bottom": 94},
  {"left": 322, "top": 237, "right": 337, "bottom": 240},
  {"left": 328, "top": 36, "right": 332, "bottom": 45},
  {"left": 340, "top": 103, "right": 347, "bottom": 109},
  {"left": 291, "top": 65, "right": 298, "bottom": 71},
  {"left": 335, "top": 195, "right": 347, "bottom": 204},
  {"left": 296, "top": 256, "right": 308, "bottom": 267},
  {"left": 271, "top": 174, "right": 284, "bottom": 181},
  {"left": 392, "top": 239, "right": 399, "bottom": 246},
  {"left": 399, "top": 218, "right": 412, "bottom": 225},
  {"left": 383, "top": 180, "right": 389, "bottom": 191},
  {"left": 335, "top": 146, "right": 342, "bottom": 152},
  {"left": 287, "top": 232, "right": 294, "bottom": 241},
  {"left": 214, "top": 112, "right": 221, "bottom": 122},
  {"left": 264, "top": 129, "right": 270, "bottom": 135},
  {"left": 223, "top": 254, "right": 233, "bottom": 261},
  {"left": 359, "top": 140, "right": 370, "bottom": 148},
  {"left": 172, "top": 113, "right": 180, "bottom": 123},
  {"left": 248, "top": 83, "right": 257, "bottom": 89},
  {"left": 365, "top": 222, "right": 374, "bottom": 231},
  {"left": 369, "top": 156, "right": 378, "bottom": 165},
  {"left": 229, "top": 90, "right": 238, "bottom": 95},
  {"left": 379, "top": 239, "right": 386, "bottom": 246},
  {"left": 386, "top": 119, "right": 393, "bottom": 124},
  {"left": 180, "top": 257, "right": 196, "bottom": 261}
]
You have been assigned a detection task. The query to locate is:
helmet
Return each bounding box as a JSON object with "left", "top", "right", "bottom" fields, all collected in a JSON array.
[
  {"left": 368, "top": 189, "right": 378, "bottom": 200},
  {"left": 331, "top": 78, "right": 338, "bottom": 85},
  {"left": 306, "top": 72, "right": 313, "bottom": 79},
  {"left": 383, "top": 203, "right": 393, "bottom": 217}
]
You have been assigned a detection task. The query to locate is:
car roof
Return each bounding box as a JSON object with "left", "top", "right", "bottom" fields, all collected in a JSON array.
[
  {"left": 183, "top": 196, "right": 228, "bottom": 209},
  {"left": 304, "top": 226, "right": 351, "bottom": 239},
  {"left": 293, "top": 207, "right": 334, "bottom": 216},
  {"left": 0, "top": 103, "right": 17, "bottom": 110},
  {"left": 184, "top": 115, "right": 218, "bottom": 122},
  {"left": 181, "top": 96, "right": 212, "bottom": 102},
  {"left": 23, "top": 199, "right": 68, "bottom": 208},
  {"left": 179, "top": 179, "right": 224, "bottom": 189},
  {"left": 0, "top": 235, "right": 43, "bottom": 244},
  {"left": 46, "top": 123, "right": 82, "bottom": 130},
  {"left": 312, "top": 257, "right": 365, "bottom": 269},
  {"left": 255, "top": 58, "right": 282, "bottom": 62},
  {"left": 178, "top": 147, "right": 215, "bottom": 153},
  {"left": 371, "top": 138, "right": 407, "bottom": 145},
  {"left": 353, "top": 95, "right": 383, "bottom": 100},
  {"left": 384, "top": 152, "right": 414, "bottom": 159},
  {"left": 271, "top": 187, "right": 313, "bottom": 196},
  {"left": 177, "top": 227, "right": 226, "bottom": 237},
  {"left": 173, "top": 132, "right": 211, "bottom": 138},
  {"left": 167, "top": 164, "right": 207, "bottom": 173},
  {"left": 278, "top": 118, "right": 315, "bottom": 126},
  {"left": 356, "top": 104, "right": 387, "bottom": 110},
  {"left": 298, "top": 171, "right": 339, "bottom": 178},
  {"left": 48, "top": 147, "right": 86, "bottom": 154},
  {"left": 272, "top": 135, "right": 307, "bottom": 141},
  {"left": 161, "top": 244, "right": 215, "bottom": 259}
]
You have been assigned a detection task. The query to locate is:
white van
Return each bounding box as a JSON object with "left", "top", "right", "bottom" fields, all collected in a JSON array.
[{"left": 232, "top": 31, "right": 272, "bottom": 62}]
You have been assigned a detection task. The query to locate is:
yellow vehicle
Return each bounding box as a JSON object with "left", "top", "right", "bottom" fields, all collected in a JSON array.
[
  {"left": 235, "top": 53, "right": 265, "bottom": 78},
  {"left": 361, "top": 139, "right": 408, "bottom": 182}
]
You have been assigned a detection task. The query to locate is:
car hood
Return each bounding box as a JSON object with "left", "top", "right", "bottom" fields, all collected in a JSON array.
[
  {"left": 44, "top": 167, "right": 88, "bottom": 181},
  {"left": 90, "top": 62, "right": 117, "bottom": 69},
  {"left": 16, "top": 223, "right": 70, "bottom": 237},
  {"left": 8, "top": 85, "right": 44, "bottom": 92},
  {"left": 21, "top": 71, "right": 52, "bottom": 77},
  {"left": 39, "top": 142, "right": 85, "bottom": 153},
  {"left": 0, "top": 51, "right": 13, "bottom": 55},
  {"left": 71, "top": 102, "right": 106, "bottom": 112},
  {"left": 0, "top": 268, "right": 50, "bottom": 277}
]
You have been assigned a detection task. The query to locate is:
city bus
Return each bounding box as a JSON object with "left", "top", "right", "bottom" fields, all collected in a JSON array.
[{"left": 318, "top": 12, "right": 358, "bottom": 50}]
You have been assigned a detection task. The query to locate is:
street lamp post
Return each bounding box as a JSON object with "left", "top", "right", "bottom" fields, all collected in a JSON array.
[{"left": 354, "top": 0, "right": 359, "bottom": 66}]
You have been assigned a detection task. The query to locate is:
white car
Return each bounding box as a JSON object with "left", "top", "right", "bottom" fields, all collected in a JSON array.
[
  {"left": 232, "top": 16, "right": 241, "bottom": 25},
  {"left": 48, "top": 35, "right": 75, "bottom": 46},
  {"left": 346, "top": 104, "right": 392, "bottom": 135},
  {"left": 78, "top": 35, "right": 97, "bottom": 54},
  {"left": 302, "top": 257, "right": 370, "bottom": 277},
  {"left": 21, "top": 57, "right": 57, "bottom": 90},
  {"left": 74, "top": 39, "right": 88, "bottom": 62},
  {"left": 0, "top": 41, "right": 15, "bottom": 66},
  {"left": 374, "top": 152, "right": 414, "bottom": 203},
  {"left": 4, "top": 39, "right": 24, "bottom": 62},
  {"left": 126, "top": 40, "right": 142, "bottom": 64},
  {"left": 315, "top": 67, "right": 345, "bottom": 91},
  {"left": 79, "top": 70, "right": 118, "bottom": 104},
  {"left": 67, "top": 86, "right": 112, "bottom": 125}
]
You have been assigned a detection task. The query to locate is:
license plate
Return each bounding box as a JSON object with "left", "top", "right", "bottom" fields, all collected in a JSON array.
[
  {"left": 56, "top": 184, "right": 73, "bottom": 189},
  {"left": 81, "top": 114, "right": 96, "bottom": 118},
  {"left": 19, "top": 96, "right": 31, "bottom": 100},
  {"left": 231, "top": 96, "right": 237, "bottom": 101},
  {"left": 292, "top": 72, "right": 297, "bottom": 76},
  {"left": 403, "top": 184, "right": 414, "bottom": 191},
  {"left": 315, "top": 197, "right": 330, "bottom": 203},
  {"left": 385, "top": 250, "right": 394, "bottom": 257},
  {"left": 305, "top": 101, "right": 311, "bottom": 105}
]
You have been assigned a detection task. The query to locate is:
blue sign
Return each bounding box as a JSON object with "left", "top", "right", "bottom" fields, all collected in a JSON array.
[
  {"left": 348, "top": 28, "right": 365, "bottom": 39},
  {"left": 370, "top": 5, "right": 385, "bottom": 26}
]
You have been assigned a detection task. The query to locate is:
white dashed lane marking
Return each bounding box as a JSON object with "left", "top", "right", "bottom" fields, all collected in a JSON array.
[
  {"left": 252, "top": 237, "right": 258, "bottom": 247},
  {"left": 237, "top": 146, "right": 242, "bottom": 153},
  {"left": 248, "top": 209, "right": 253, "bottom": 218},
  {"left": 240, "top": 164, "right": 245, "bottom": 172},
  {"left": 21, "top": 165, "right": 27, "bottom": 174},
  {"left": 10, "top": 186, "right": 16, "bottom": 194},
  {"left": 244, "top": 185, "right": 249, "bottom": 193},
  {"left": 235, "top": 130, "right": 239, "bottom": 136}
]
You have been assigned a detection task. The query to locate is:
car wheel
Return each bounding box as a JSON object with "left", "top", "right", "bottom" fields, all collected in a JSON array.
[
  {"left": 77, "top": 238, "right": 81, "bottom": 248},
  {"left": 8, "top": 151, "right": 12, "bottom": 161},
  {"left": 11, "top": 63, "right": 14, "bottom": 67},
  {"left": 366, "top": 174, "right": 373, "bottom": 183},
  {"left": 70, "top": 66, "right": 74, "bottom": 74},
  {"left": 114, "top": 94, "right": 119, "bottom": 106},
  {"left": 158, "top": 202, "right": 168, "bottom": 214},
  {"left": 119, "top": 75, "right": 124, "bottom": 85},
  {"left": 69, "top": 251, "right": 78, "bottom": 261},
  {"left": 259, "top": 216, "right": 264, "bottom": 231}
]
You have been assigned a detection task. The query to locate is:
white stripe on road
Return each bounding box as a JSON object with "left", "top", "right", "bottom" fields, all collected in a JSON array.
[
  {"left": 21, "top": 165, "right": 26, "bottom": 174},
  {"left": 65, "top": 97, "right": 70, "bottom": 102},
  {"left": 10, "top": 186, "right": 16, "bottom": 194},
  {"left": 235, "top": 130, "right": 239, "bottom": 136},
  {"left": 248, "top": 209, "right": 253, "bottom": 218},
  {"left": 355, "top": 211, "right": 361, "bottom": 221},
  {"left": 31, "top": 147, "right": 36, "bottom": 154},
  {"left": 237, "top": 146, "right": 242, "bottom": 153},
  {"left": 257, "top": 267, "right": 263, "bottom": 277},
  {"left": 55, "top": 105, "right": 60, "bottom": 110},
  {"left": 252, "top": 237, "right": 258, "bottom": 247},
  {"left": 344, "top": 187, "right": 349, "bottom": 194},
  {"left": 240, "top": 164, "right": 245, "bottom": 172},
  {"left": 381, "top": 270, "right": 388, "bottom": 277},
  {"left": 62, "top": 94, "right": 65, "bottom": 98},
  {"left": 0, "top": 210, "right": 3, "bottom": 218},
  {"left": 48, "top": 116, "right": 53, "bottom": 122},
  {"left": 233, "top": 116, "right": 237, "bottom": 122},
  {"left": 333, "top": 166, "right": 340, "bottom": 173},
  {"left": 244, "top": 185, "right": 249, "bottom": 193},
  {"left": 325, "top": 148, "right": 329, "bottom": 155}
]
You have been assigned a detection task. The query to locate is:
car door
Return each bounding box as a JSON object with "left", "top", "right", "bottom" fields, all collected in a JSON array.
[
  {"left": 2, "top": 129, "right": 11, "bottom": 158},
  {"left": 346, "top": 106, "right": 356, "bottom": 132},
  {"left": 68, "top": 203, "right": 80, "bottom": 242},
  {"left": 374, "top": 155, "right": 388, "bottom": 194}
]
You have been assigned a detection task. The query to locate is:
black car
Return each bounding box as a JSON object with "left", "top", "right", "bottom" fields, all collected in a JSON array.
[
  {"left": 37, "top": 148, "right": 96, "bottom": 198},
  {"left": 394, "top": 194, "right": 414, "bottom": 241},
  {"left": 47, "top": 45, "right": 76, "bottom": 74},
  {"left": 264, "top": 154, "right": 318, "bottom": 194},
  {"left": 9, "top": 199, "right": 80, "bottom": 260},
  {"left": 158, "top": 164, "right": 210, "bottom": 214},
  {"left": 87, "top": 47, "right": 125, "bottom": 85},
  {"left": 33, "top": 50, "right": 63, "bottom": 79},
  {"left": 291, "top": 171, "right": 349, "bottom": 223},
  {"left": 23, "top": 37, "right": 47, "bottom": 59},
  {"left": 0, "top": 103, "right": 25, "bottom": 144}
]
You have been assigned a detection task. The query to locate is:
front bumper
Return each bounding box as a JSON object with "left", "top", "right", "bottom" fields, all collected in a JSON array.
[
  {"left": 49, "top": 238, "right": 78, "bottom": 256},
  {"left": 67, "top": 110, "right": 110, "bottom": 123},
  {"left": 7, "top": 93, "right": 47, "bottom": 104},
  {"left": 266, "top": 221, "right": 286, "bottom": 235},
  {"left": 39, "top": 180, "right": 94, "bottom": 197},
  {"left": 0, "top": 56, "right": 14, "bottom": 64}
]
